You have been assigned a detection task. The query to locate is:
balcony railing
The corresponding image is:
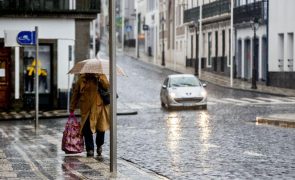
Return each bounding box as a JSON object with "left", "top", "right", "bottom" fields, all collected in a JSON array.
[
  {"left": 184, "top": 6, "right": 200, "bottom": 23},
  {"left": 184, "top": 0, "right": 230, "bottom": 23},
  {"left": 234, "top": 1, "right": 267, "bottom": 24},
  {"left": 0, "top": 0, "right": 100, "bottom": 15},
  {"left": 202, "top": 0, "right": 230, "bottom": 19}
]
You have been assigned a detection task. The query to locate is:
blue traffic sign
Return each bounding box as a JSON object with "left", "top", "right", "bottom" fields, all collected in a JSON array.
[
  {"left": 17, "top": 31, "right": 36, "bottom": 45},
  {"left": 126, "top": 25, "right": 132, "bottom": 32}
]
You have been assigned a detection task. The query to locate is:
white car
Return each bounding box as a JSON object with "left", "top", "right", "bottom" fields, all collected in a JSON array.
[{"left": 160, "top": 74, "right": 207, "bottom": 109}]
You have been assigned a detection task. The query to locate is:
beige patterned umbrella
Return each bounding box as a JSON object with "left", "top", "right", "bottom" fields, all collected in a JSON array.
[{"left": 68, "top": 58, "right": 126, "bottom": 76}]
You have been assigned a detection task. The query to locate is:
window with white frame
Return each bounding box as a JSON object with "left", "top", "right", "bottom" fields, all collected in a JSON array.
[
  {"left": 176, "top": 5, "right": 181, "bottom": 26},
  {"left": 148, "top": 0, "right": 156, "bottom": 11}
]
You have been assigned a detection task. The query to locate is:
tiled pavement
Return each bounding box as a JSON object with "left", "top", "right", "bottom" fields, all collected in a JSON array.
[
  {"left": 0, "top": 123, "right": 167, "bottom": 180},
  {"left": 0, "top": 104, "right": 138, "bottom": 121}
]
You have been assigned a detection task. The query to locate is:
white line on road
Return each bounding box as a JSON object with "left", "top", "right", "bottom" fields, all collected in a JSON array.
[
  {"left": 222, "top": 98, "right": 250, "bottom": 104},
  {"left": 240, "top": 98, "right": 266, "bottom": 103},
  {"left": 256, "top": 97, "right": 283, "bottom": 102},
  {"left": 209, "top": 98, "right": 232, "bottom": 104},
  {"left": 273, "top": 97, "right": 295, "bottom": 102}
]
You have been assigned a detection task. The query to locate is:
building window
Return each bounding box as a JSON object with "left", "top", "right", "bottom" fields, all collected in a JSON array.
[
  {"left": 177, "top": 5, "right": 181, "bottom": 26},
  {"left": 208, "top": 32, "right": 212, "bottom": 66},
  {"left": 180, "top": 41, "right": 182, "bottom": 51},
  {"left": 215, "top": 31, "right": 218, "bottom": 58},
  {"left": 222, "top": 30, "right": 225, "bottom": 56},
  {"left": 24, "top": 45, "right": 51, "bottom": 94},
  {"left": 278, "top": 33, "right": 284, "bottom": 71},
  {"left": 287, "top": 33, "right": 294, "bottom": 71},
  {"left": 148, "top": 0, "right": 156, "bottom": 11}
]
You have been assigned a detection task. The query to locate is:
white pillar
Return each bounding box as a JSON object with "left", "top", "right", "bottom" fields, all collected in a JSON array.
[
  {"left": 135, "top": 1, "right": 139, "bottom": 58},
  {"left": 92, "top": 20, "right": 96, "bottom": 58},
  {"left": 241, "top": 39, "right": 245, "bottom": 78},
  {"left": 122, "top": 0, "right": 125, "bottom": 51},
  {"left": 198, "top": 3, "right": 203, "bottom": 78},
  {"left": 258, "top": 36, "right": 263, "bottom": 79},
  {"left": 14, "top": 47, "right": 20, "bottom": 99},
  {"left": 153, "top": 25, "right": 157, "bottom": 65},
  {"left": 230, "top": 0, "right": 234, "bottom": 87}
]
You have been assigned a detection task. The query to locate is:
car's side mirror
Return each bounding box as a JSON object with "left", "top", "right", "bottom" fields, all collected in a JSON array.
[
  {"left": 162, "top": 85, "right": 167, "bottom": 89},
  {"left": 202, "top": 83, "right": 207, "bottom": 87}
]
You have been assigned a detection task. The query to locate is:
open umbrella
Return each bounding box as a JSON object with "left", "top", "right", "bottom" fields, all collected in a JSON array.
[{"left": 68, "top": 58, "right": 126, "bottom": 76}]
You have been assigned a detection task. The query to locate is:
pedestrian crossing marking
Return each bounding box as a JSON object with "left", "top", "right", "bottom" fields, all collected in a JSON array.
[
  {"left": 256, "top": 97, "right": 283, "bottom": 102},
  {"left": 208, "top": 98, "right": 231, "bottom": 104},
  {"left": 240, "top": 98, "right": 266, "bottom": 103},
  {"left": 119, "top": 96, "right": 295, "bottom": 110},
  {"left": 222, "top": 98, "right": 249, "bottom": 104},
  {"left": 273, "top": 97, "right": 295, "bottom": 102}
]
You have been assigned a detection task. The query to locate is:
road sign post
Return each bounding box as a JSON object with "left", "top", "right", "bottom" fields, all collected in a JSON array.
[{"left": 34, "top": 27, "right": 39, "bottom": 131}]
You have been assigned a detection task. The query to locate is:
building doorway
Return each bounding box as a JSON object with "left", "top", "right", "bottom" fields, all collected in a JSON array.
[
  {"left": 0, "top": 46, "right": 11, "bottom": 109},
  {"left": 244, "top": 39, "right": 251, "bottom": 79}
]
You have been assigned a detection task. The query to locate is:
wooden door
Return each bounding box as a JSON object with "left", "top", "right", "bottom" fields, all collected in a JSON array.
[{"left": 0, "top": 48, "right": 11, "bottom": 109}]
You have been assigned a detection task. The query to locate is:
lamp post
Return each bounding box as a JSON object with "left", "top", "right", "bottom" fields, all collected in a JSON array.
[
  {"left": 188, "top": 21, "right": 199, "bottom": 75},
  {"left": 161, "top": 17, "right": 165, "bottom": 66},
  {"left": 251, "top": 18, "right": 259, "bottom": 89}
]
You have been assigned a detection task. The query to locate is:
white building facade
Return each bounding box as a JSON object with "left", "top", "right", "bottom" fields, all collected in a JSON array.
[
  {"left": 183, "top": 0, "right": 232, "bottom": 76},
  {"left": 0, "top": 0, "right": 100, "bottom": 110},
  {"left": 268, "top": 0, "right": 295, "bottom": 89},
  {"left": 234, "top": 0, "right": 267, "bottom": 83}
]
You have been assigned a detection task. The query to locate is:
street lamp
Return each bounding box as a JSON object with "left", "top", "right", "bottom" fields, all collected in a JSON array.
[
  {"left": 161, "top": 17, "right": 165, "bottom": 66},
  {"left": 250, "top": 18, "right": 259, "bottom": 89}
]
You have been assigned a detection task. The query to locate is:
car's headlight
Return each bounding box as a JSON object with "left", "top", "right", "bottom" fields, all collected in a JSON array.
[
  {"left": 169, "top": 92, "right": 176, "bottom": 99},
  {"left": 201, "top": 90, "right": 207, "bottom": 97}
]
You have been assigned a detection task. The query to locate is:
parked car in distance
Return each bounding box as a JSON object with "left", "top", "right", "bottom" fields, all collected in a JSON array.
[{"left": 160, "top": 74, "right": 207, "bottom": 110}]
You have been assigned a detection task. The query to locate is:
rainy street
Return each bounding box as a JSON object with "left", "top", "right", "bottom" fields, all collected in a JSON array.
[{"left": 0, "top": 54, "right": 295, "bottom": 179}]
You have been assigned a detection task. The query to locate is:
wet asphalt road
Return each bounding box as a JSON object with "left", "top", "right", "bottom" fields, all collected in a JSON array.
[
  {"left": 0, "top": 54, "right": 295, "bottom": 179},
  {"left": 115, "top": 54, "right": 295, "bottom": 179}
]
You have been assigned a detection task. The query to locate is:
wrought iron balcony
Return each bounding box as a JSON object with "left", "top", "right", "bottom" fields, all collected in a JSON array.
[
  {"left": 184, "top": 0, "right": 230, "bottom": 23},
  {"left": 234, "top": 1, "right": 267, "bottom": 24},
  {"left": 202, "top": 0, "right": 230, "bottom": 19},
  {"left": 184, "top": 6, "right": 200, "bottom": 23},
  {"left": 0, "top": 0, "right": 100, "bottom": 16}
]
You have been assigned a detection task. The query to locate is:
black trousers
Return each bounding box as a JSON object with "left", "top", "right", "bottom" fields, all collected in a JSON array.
[{"left": 82, "top": 117, "right": 105, "bottom": 151}]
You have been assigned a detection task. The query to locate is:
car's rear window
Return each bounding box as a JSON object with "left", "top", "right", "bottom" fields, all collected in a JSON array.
[{"left": 169, "top": 76, "right": 200, "bottom": 87}]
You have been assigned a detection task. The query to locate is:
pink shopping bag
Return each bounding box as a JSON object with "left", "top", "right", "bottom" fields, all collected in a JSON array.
[{"left": 61, "top": 114, "right": 84, "bottom": 154}]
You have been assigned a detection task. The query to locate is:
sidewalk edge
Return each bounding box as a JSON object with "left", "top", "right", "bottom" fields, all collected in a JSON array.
[{"left": 256, "top": 116, "right": 295, "bottom": 128}]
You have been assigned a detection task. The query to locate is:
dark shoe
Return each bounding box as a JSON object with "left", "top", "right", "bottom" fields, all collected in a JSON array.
[
  {"left": 97, "top": 146, "right": 102, "bottom": 156},
  {"left": 87, "top": 150, "right": 94, "bottom": 157}
]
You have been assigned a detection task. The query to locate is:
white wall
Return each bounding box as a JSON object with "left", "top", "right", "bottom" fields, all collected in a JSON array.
[
  {"left": 269, "top": 0, "right": 295, "bottom": 72},
  {"left": 236, "top": 26, "right": 266, "bottom": 47},
  {"left": 0, "top": 18, "right": 75, "bottom": 89}
]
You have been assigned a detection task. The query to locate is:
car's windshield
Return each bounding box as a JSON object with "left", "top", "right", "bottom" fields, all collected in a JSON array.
[{"left": 169, "top": 76, "right": 200, "bottom": 87}]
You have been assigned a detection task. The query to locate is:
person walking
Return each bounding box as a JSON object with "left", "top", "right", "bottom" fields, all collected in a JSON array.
[{"left": 70, "top": 73, "right": 110, "bottom": 157}]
